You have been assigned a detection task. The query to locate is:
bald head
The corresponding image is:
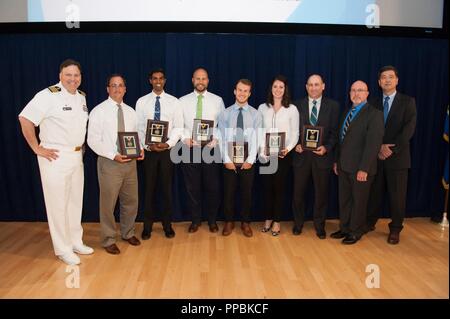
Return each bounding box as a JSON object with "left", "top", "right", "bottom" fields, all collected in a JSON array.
[
  {"left": 192, "top": 68, "right": 209, "bottom": 93},
  {"left": 352, "top": 80, "right": 368, "bottom": 90},
  {"left": 349, "top": 80, "right": 369, "bottom": 106}
]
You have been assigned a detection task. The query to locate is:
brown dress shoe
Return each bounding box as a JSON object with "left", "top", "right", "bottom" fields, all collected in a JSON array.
[
  {"left": 188, "top": 223, "right": 199, "bottom": 233},
  {"left": 241, "top": 222, "right": 253, "bottom": 237},
  {"left": 209, "top": 224, "right": 219, "bottom": 233},
  {"left": 222, "top": 222, "right": 235, "bottom": 236},
  {"left": 104, "top": 243, "right": 120, "bottom": 255},
  {"left": 124, "top": 236, "right": 141, "bottom": 246},
  {"left": 387, "top": 232, "right": 400, "bottom": 245}
]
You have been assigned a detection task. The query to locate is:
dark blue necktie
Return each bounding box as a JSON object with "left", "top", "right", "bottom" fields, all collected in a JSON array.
[
  {"left": 310, "top": 100, "right": 318, "bottom": 126},
  {"left": 342, "top": 107, "right": 356, "bottom": 140},
  {"left": 236, "top": 108, "right": 244, "bottom": 142},
  {"left": 154, "top": 96, "right": 161, "bottom": 121},
  {"left": 383, "top": 96, "right": 390, "bottom": 124}
]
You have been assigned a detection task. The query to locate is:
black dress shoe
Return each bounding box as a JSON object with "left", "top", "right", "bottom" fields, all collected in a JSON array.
[
  {"left": 188, "top": 223, "right": 199, "bottom": 233},
  {"left": 164, "top": 227, "right": 176, "bottom": 239},
  {"left": 342, "top": 234, "right": 360, "bottom": 245},
  {"left": 387, "top": 232, "right": 400, "bottom": 245},
  {"left": 292, "top": 226, "right": 302, "bottom": 236},
  {"left": 330, "top": 230, "right": 347, "bottom": 239},
  {"left": 141, "top": 230, "right": 151, "bottom": 240},
  {"left": 316, "top": 231, "right": 326, "bottom": 239},
  {"left": 209, "top": 223, "right": 219, "bottom": 233}
]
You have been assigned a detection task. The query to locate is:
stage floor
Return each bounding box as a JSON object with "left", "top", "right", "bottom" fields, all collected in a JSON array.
[{"left": 0, "top": 218, "right": 448, "bottom": 299}]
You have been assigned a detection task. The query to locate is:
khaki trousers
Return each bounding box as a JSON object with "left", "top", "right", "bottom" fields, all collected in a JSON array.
[{"left": 97, "top": 156, "right": 138, "bottom": 247}]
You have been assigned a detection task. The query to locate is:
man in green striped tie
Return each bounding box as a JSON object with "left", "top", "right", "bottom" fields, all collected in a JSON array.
[{"left": 292, "top": 74, "right": 340, "bottom": 239}]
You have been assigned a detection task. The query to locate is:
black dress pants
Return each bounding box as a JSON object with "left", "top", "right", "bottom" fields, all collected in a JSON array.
[
  {"left": 292, "top": 156, "right": 331, "bottom": 231},
  {"left": 223, "top": 166, "right": 255, "bottom": 223},
  {"left": 338, "top": 170, "right": 374, "bottom": 238},
  {"left": 260, "top": 155, "right": 292, "bottom": 222},
  {"left": 143, "top": 150, "right": 174, "bottom": 231},
  {"left": 181, "top": 146, "right": 222, "bottom": 225},
  {"left": 367, "top": 160, "right": 408, "bottom": 233}
]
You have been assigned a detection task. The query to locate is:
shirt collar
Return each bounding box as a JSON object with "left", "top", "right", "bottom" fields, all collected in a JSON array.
[
  {"left": 57, "top": 82, "right": 73, "bottom": 96},
  {"left": 233, "top": 103, "right": 249, "bottom": 111},
  {"left": 308, "top": 96, "right": 322, "bottom": 104},
  {"left": 108, "top": 96, "right": 123, "bottom": 107},
  {"left": 383, "top": 91, "right": 397, "bottom": 101},
  {"left": 352, "top": 101, "right": 367, "bottom": 110},
  {"left": 194, "top": 90, "right": 208, "bottom": 98},
  {"left": 151, "top": 90, "right": 165, "bottom": 99}
]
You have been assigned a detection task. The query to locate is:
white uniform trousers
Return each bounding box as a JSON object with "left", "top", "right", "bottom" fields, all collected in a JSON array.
[{"left": 37, "top": 144, "right": 84, "bottom": 256}]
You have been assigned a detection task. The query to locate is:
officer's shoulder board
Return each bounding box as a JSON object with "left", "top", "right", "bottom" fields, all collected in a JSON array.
[
  {"left": 77, "top": 89, "right": 86, "bottom": 96},
  {"left": 48, "top": 85, "right": 61, "bottom": 93}
]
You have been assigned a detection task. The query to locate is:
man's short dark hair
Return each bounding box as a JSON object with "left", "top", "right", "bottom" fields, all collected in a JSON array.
[
  {"left": 106, "top": 74, "right": 126, "bottom": 87},
  {"left": 59, "top": 59, "right": 82, "bottom": 73},
  {"left": 236, "top": 78, "right": 253, "bottom": 89},
  {"left": 149, "top": 68, "right": 166, "bottom": 79},
  {"left": 378, "top": 65, "right": 399, "bottom": 79}
]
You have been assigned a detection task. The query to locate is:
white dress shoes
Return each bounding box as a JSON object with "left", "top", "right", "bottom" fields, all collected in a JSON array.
[
  {"left": 58, "top": 252, "right": 81, "bottom": 265},
  {"left": 73, "top": 244, "right": 94, "bottom": 255}
]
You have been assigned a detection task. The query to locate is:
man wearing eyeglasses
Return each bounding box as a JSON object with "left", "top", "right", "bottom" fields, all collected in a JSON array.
[
  {"left": 331, "top": 80, "right": 384, "bottom": 244},
  {"left": 366, "top": 66, "right": 417, "bottom": 245},
  {"left": 87, "top": 74, "right": 144, "bottom": 255}
]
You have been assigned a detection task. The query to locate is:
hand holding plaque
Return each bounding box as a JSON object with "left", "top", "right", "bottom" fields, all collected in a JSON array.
[
  {"left": 301, "top": 125, "right": 323, "bottom": 151},
  {"left": 145, "top": 120, "right": 168, "bottom": 145},
  {"left": 228, "top": 142, "right": 248, "bottom": 167},
  {"left": 265, "top": 132, "right": 286, "bottom": 156},
  {"left": 118, "top": 132, "right": 141, "bottom": 159},
  {"left": 192, "top": 119, "right": 214, "bottom": 146}
]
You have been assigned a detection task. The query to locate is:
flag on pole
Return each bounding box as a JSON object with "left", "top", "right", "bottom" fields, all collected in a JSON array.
[{"left": 443, "top": 106, "right": 449, "bottom": 189}]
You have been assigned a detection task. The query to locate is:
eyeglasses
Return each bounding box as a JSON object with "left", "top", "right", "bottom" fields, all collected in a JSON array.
[
  {"left": 350, "top": 89, "right": 367, "bottom": 93},
  {"left": 109, "top": 84, "right": 125, "bottom": 88}
]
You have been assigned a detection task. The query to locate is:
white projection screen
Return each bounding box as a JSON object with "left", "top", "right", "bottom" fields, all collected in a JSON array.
[{"left": 0, "top": 0, "right": 446, "bottom": 28}]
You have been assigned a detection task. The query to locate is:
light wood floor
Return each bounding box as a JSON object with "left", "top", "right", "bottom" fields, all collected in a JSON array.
[{"left": 0, "top": 218, "right": 448, "bottom": 299}]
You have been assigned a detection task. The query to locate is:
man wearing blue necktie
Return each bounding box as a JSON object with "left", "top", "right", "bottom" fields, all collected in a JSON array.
[
  {"left": 367, "top": 66, "right": 417, "bottom": 244},
  {"left": 331, "top": 80, "right": 384, "bottom": 244},
  {"left": 136, "top": 68, "right": 183, "bottom": 240},
  {"left": 217, "top": 79, "right": 262, "bottom": 237}
]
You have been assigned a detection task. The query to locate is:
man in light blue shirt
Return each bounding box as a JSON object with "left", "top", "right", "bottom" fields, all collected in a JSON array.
[{"left": 217, "top": 79, "right": 262, "bottom": 237}]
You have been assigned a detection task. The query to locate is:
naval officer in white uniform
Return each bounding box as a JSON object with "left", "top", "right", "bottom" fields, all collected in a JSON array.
[{"left": 18, "top": 59, "right": 94, "bottom": 265}]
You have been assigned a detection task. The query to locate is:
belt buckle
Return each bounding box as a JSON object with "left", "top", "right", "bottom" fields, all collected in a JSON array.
[{"left": 74, "top": 146, "right": 82, "bottom": 151}]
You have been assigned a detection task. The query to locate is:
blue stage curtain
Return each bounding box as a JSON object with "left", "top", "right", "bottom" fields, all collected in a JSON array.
[{"left": 0, "top": 32, "right": 448, "bottom": 222}]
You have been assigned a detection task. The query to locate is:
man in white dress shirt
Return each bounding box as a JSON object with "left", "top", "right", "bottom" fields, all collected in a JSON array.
[
  {"left": 291, "top": 74, "right": 340, "bottom": 239},
  {"left": 18, "top": 59, "right": 93, "bottom": 265},
  {"left": 88, "top": 74, "right": 144, "bottom": 255},
  {"left": 136, "top": 68, "right": 183, "bottom": 239},
  {"left": 179, "top": 67, "right": 225, "bottom": 233}
]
